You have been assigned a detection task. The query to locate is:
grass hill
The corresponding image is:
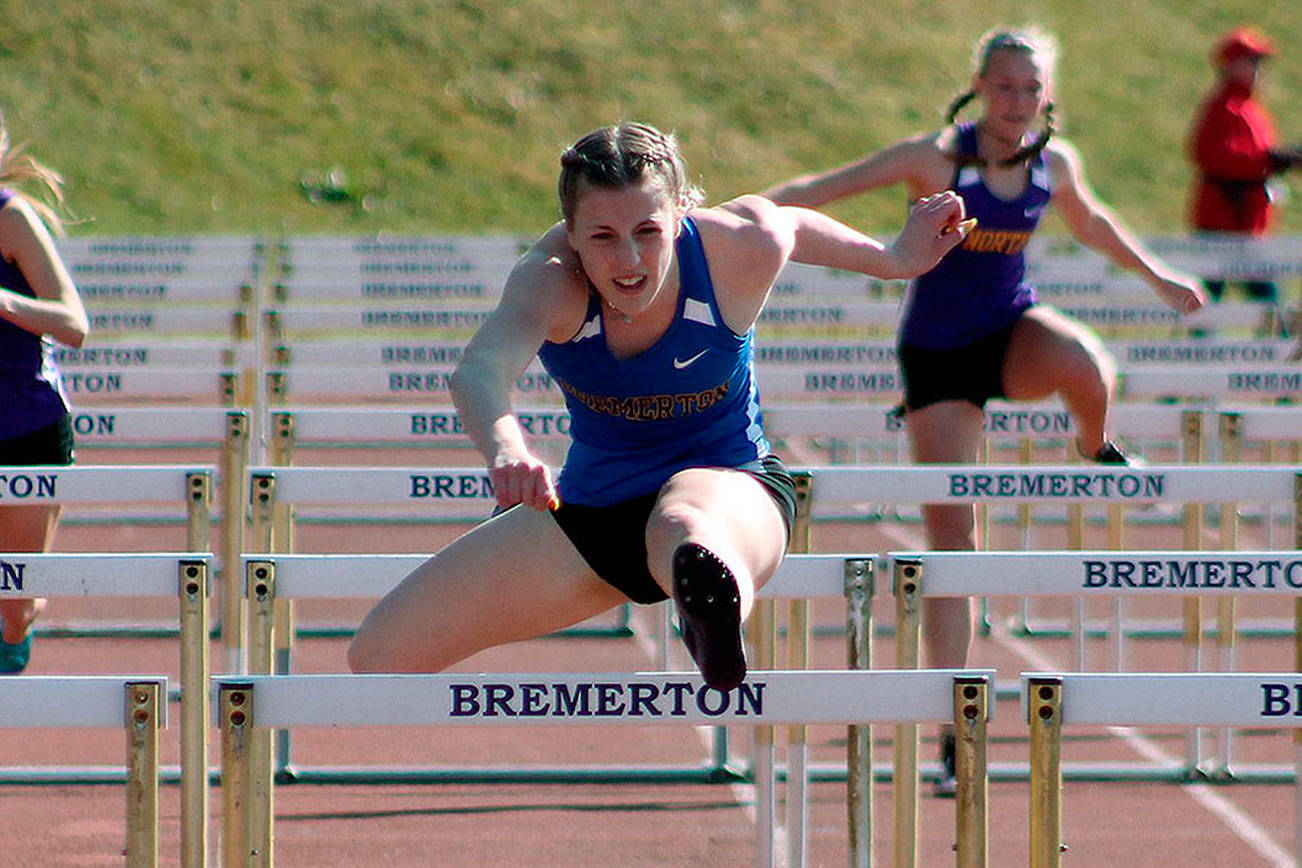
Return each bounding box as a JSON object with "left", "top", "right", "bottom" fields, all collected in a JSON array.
[{"left": 3, "top": 0, "right": 1298, "bottom": 238}]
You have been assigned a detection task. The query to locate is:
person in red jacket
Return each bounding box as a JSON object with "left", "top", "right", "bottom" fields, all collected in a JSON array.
[{"left": 1188, "top": 26, "right": 1300, "bottom": 303}]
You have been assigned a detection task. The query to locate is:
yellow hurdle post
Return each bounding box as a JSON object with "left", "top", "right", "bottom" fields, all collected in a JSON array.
[
  {"left": 178, "top": 561, "right": 211, "bottom": 868},
  {"left": 1213, "top": 411, "right": 1243, "bottom": 777},
  {"left": 845, "top": 557, "right": 874, "bottom": 868},
  {"left": 786, "top": 472, "right": 813, "bottom": 868},
  {"left": 1027, "top": 677, "right": 1064, "bottom": 868},
  {"left": 954, "top": 676, "right": 989, "bottom": 868},
  {"left": 221, "top": 411, "right": 251, "bottom": 674},
  {"left": 244, "top": 562, "right": 277, "bottom": 866},
  {"left": 892, "top": 559, "right": 923, "bottom": 868},
  {"left": 125, "top": 681, "right": 161, "bottom": 868},
  {"left": 219, "top": 682, "right": 255, "bottom": 867},
  {"left": 1180, "top": 409, "right": 1206, "bottom": 776},
  {"left": 752, "top": 596, "right": 778, "bottom": 868}
]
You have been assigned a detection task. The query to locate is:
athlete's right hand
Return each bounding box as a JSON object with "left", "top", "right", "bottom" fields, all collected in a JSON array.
[
  {"left": 489, "top": 448, "right": 559, "bottom": 512},
  {"left": 890, "top": 191, "right": 975, "bottom": 277}
]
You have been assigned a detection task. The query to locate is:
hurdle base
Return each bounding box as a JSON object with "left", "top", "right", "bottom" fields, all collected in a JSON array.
[
  {"left": 272, "top": 762, "right": 747, "bottom": 786},
  {"left": 0, "top": 764, "right": 211, "bottom": 786}
]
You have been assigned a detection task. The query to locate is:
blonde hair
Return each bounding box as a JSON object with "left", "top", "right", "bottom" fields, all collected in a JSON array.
[{"left": 0, "top": 109, "right": 68, "bottom": 234}]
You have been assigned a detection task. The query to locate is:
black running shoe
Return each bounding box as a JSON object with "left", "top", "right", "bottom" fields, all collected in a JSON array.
[
  {"left": 1089, "top": 441, "right": 1139, "bottom": 467},
  {"left": 672, "top": 543, "right": 747, "bottom": 691},
  {"left": 933, "top": 732, "right": 957, "bottom": 798}
]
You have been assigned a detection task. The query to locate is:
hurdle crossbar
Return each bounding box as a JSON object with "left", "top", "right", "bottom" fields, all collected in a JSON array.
[
  {"left": 0, "top": 677, "right": 167, "bottom": 866},
  {"left": 217, "top": 669, "right": 993, "bottom": 868}
]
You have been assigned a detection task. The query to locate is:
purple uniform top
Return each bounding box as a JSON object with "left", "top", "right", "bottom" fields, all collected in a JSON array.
[
  {"left": 0, "top": 190, "right": 70, "bottom": 440},
  {"left": 899, "top": 122, "right": 1053, "bottom": 350}
]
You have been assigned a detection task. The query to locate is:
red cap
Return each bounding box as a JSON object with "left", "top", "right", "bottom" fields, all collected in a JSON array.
[{"left": 1215, "top": 27, "right": 1275, "bottom": 65}]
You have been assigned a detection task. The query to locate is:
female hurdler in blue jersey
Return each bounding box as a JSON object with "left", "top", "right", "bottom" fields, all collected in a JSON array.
[
  {"left": 350, "top": 122, "right": 969, "bottom": 689},
  {"left": 765, "top": 26, "right": 1207, "bottom": 793}
]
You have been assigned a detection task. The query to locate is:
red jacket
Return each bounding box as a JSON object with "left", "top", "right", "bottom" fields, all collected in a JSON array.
[{"left": 1187, "top": 80, "right": 1280, "bottom": 234}]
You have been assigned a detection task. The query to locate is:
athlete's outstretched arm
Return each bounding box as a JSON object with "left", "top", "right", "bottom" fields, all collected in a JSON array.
[
  {"left": 762, "top": 136, "right": 936, "bottom": 206},
  {"left": 1048, "top": 141, "right": 1206, "bottom": 313},
  {"left": 718, "top": 192, "right": 971, "bottom": 281}
]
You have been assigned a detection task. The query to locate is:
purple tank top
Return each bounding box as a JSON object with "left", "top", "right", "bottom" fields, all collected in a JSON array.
[
  {"left": 900, "top": 123, "right": 1052, "bottom": 350},
  {"left": 0, "top": 190, "right": 70, "bottom": 441}
]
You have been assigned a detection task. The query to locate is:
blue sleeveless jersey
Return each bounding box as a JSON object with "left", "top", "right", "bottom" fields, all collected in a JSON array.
[
  {"left": 0, "top": 190, "right": 70, "bottom": 440},
  {"left": 537, "top": 216, "right": 769, "bottom": 506},
  {"left": 900, "top": 122, "right": 1052, "bottom": 350}
]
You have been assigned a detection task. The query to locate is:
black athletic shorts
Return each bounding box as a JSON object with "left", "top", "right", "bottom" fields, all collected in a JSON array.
[
  {"left": 0, "top": 415, "right": 75, "bottom": 466},
  {"left": 549, "top": 454, "right": 798, "bottom": 604},
  {"left": 898, "top": 316, "right": 1023, "bottom": 412}
]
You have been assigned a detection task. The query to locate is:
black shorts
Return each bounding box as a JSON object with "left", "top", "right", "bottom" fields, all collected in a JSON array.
[
  {"left": 0, "top": 415, "right": 75, "bottom": 466},
  {"left": 550, "top": 454, "right": 798, "bottom": 604},
  {"left": 899, "top": 317, "right": 1022, "bottom": 412}
]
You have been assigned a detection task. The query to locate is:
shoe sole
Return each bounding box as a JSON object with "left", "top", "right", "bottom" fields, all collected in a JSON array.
[{"left": 672, "top": 543, "right": 746, "bottom": 691}]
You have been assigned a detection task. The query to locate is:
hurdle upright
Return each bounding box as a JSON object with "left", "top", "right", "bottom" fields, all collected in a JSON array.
[
  {"left": 1024, "top": 672, "right": 1302, "bottom": 867},
  {"left": 0, "top": 676, "right": 168, "bottom": 866}
]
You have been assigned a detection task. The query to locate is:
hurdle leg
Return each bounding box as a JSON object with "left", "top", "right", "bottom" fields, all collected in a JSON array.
[
  {"left": 785, "top": 472, "right": 814, "bottom": 868},
  {"left": 1106, "top": 503, "right": 1127, "bottom": 673},
  {"left": 1214, "top": 411, "right": 1243, "bottom": 777},
  {"left": 953, "top": 676, "right": 989, "bottom": 868},
  {"left": 844, "top": 558, "right": 874, "bottom": 868},
  {"left": 179, "top": 561, "right": 211, "bottom": 868},
  {"left": 245, "top": 564, "right": 277, "bottom": 865},
  {"left": 1066, "top": 496, "right": 1087, "bottom": 671},
  {"left": 752, "top": 599, "right": 778, "bottom": 868},
  {"left": 219, "top": 682, "right": 255, "bottom": 867},
  {"left": 892, "top": 560, "right": 923, "bottom": 868},
  {"left": 1027, "top": 677, "right": 1063, "bottom": 868},
  {"left": 1182, "top": 410, "right": 1208, "bottom": 776},
  {"left": 1181, "top": 500, "right": 1207, "bottom": 777},
  {"left": 221, "top": 411, "right": 251, "bottom": 675},
  {"left": 787, "top": 598, "right": 810, "bottom": 868},
  {"left": 125, "top": 681, "right": 161, "bottom": 868}
]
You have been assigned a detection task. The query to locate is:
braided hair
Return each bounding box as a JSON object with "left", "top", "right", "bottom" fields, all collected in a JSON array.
[
  {"left": 944, "top": 27, "right": 1059, "bottom": 169},
  {"left": 558, "top": 122, "right": 704, "bottom": 223}
]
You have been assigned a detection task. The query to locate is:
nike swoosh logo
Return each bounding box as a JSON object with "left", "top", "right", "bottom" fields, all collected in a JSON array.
[{"left": 673, "top": 349, "right": 709, "bottom": 369}]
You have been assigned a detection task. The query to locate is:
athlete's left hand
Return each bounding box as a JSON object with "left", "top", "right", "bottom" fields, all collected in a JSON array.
[
  {"left": 1151, "top": 271, "right": 1207, "bottom": 314},
  {"left": 889, "top": 191, "right": 975, "bottom": 278}
]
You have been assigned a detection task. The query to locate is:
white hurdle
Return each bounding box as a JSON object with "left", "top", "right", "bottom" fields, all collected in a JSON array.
[
  {"left": 1122, "top": 366, "right": 1302, "bottom": 401},
  {"left": 1023, "top": 672, "right": 1302, "bottom": 866},
  {"left": 0, "top": 676, "right": 168, "bottom": 866},
  {"left": 216, "top": 668, "right": 994, "bottom": 868},
  {"left": 238, "top": 551, "right": 873, "bottom": 866},
  {"left": 0, "top": 464, "right": 216, "bottom": 551},
  {"left": 0, "top": 554, "right": 211, "bottom": 867}
]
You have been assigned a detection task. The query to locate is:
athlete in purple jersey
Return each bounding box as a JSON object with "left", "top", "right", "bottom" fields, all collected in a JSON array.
[
  {"left": 351, "top": 122, "right": 971, "bottom": 690},
  {"left": 766, "top": 26, "right": 1205, "bottom": 794},
  {"left": 0, "top": 112, "right": 88, "bottom": 673}
]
